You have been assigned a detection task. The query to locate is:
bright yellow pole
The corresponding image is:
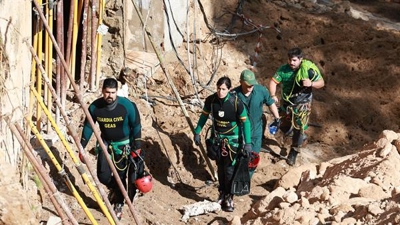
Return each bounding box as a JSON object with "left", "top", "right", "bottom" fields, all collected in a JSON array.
[
  {"left": 44, "top": 0, "right": 51, "bottom": 133},
  {"left": 30, "top": 86, "right": 116, "bottom": 225},
  {"left": 29, "top": 10, "right": 40, "bottom": 134},
  {"left": 26, "top": 118, "right": 99, "bottom": 225},
  {"left": 96, "top": 0, "right": 105, "bottom": 89},
  {"left": 28, "top": 40, "right": 120, "bottom": 224},
  {"left": 69, "top": 0, "right": 81, "bottom": 89},
  {"left": 36, "top": 0, "right": 43, "bottom": 131}
]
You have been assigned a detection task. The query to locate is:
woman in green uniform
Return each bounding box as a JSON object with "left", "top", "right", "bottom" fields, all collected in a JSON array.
[{"left": 193, "top": 76, "right": 252, "bottom": 212}]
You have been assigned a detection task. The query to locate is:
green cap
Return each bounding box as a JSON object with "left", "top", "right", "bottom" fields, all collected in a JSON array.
[{"left": 240, "top": 69, "right": 258, "bottom": 85}]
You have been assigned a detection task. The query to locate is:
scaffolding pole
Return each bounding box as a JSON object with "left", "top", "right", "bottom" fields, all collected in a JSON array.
[
  {"left": 27, "top": 42, "right": 119, "bottom": 224},
  {"left": 29, "top": 1, "right": 142, "bottom": 223},
  {"left": 79, "top": 0, "right": 90, "bottom": 91},
  {"left": 7, "top": 121, "right": 79, "bottom": 225}
]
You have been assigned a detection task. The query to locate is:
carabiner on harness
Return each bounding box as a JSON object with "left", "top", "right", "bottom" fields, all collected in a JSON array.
[{"left": 221, "top": 139, "right": 229, "bottom": 157}]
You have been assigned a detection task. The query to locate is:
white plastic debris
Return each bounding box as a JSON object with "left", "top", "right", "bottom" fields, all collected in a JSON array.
[
  {"left": 97, "top": 24, "right": 109, "bottom": 35},
  {"left": 181, "top": 200, "right": 221, "bottom": 222}
]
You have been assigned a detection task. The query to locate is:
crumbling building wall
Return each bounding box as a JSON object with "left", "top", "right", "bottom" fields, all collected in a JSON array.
[
  {"left": 101, "top": 0, "right": 187, "bottom": 77},
  {"left": 0, "top": 1, "right": 32, "bottom": 166}
]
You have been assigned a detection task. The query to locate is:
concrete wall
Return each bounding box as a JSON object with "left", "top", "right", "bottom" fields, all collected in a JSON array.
[
  {"left": 163, "top": 0, "right": 187, "bottom": 52},
  {"left": 124, "top": 0, "right": 187, "bottom": 53},
  {"left": 0, "top": 0, "right": 32, "bottom": 165}
]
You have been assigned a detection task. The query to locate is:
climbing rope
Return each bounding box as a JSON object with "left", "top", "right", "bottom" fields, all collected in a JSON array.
[
  {"left": 287, "top": 103, "right": 311, "bottom": 131},
  {"left": 110, "top": 145, "right": 129, "bottom": 171}
]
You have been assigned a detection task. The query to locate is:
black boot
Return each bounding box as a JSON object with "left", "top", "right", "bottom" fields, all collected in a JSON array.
[
  {"left": 217, "top": 191, "right": 225, "bottom": 205},
  {"left": 222, "top": 194, "right": 234, "bottom": 212},
  {"left": 114, "top": 203, "right": 124, "bottom": 220},
  {"left": 287, "top": 149, "right": 298, "bottom": 166}
]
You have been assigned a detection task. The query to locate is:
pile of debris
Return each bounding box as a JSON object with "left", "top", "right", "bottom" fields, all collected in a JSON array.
[{"left": 240, "top": 130, "right": 400, "bottom": 225}]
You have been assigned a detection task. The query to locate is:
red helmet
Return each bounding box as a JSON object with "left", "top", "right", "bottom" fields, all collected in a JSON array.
[
  {"left": 248, "top": 152, "right": 260, "bottom": 169},
  {"left": 135, "top": 172, "right": 153, "bottom": 193}
]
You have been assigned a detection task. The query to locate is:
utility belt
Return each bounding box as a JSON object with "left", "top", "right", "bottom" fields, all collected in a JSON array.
[
  {"left": 206, "top": 133, "right": 241, "bottom": 162},
  {"left": 109, "top": 138, "right": 130, "bottom": 155},
  {"left": 97, "top": 137, "right": 141, "bottom": 157}
]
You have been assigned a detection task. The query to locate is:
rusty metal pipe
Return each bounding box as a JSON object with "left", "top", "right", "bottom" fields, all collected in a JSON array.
[
  {"left": 79, "top": 0, "right": 90, "bottom": 91},
  {"left": 26, "top": 42, "right": 120, "bottom": 224},
  {"left": 65, "top": 0, "right": 74, "bottom": 74},
  {"left": 29, "top": 1, "right": 141, "bottom": 223},
  {"left": 55, "top": 0, "right": 62, "bottom": 123},
  {"left": 16, "top": 124, "right": 71, "bottom": 225},
  {"left": 90, "top": 0, "right": 98, "bottom": 91},
  {"left": 7, "top": 121, "right": 78, "bottom": 225}
]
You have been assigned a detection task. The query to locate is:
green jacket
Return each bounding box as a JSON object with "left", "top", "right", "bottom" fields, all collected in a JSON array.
[
  {"left": 80, "top": 96, "right": 142, "bottom": 150},
  {"left": 194, "top": 92, "right": 252, "bottom": 145},
  {"left": 272, "top": 59, "right": 322, "bottom": 103},
  {"left": 233, "top": 84, "right": 275, "bottom": 138}
]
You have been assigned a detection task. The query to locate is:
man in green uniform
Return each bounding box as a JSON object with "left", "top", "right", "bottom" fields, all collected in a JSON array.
[
  {"left": 80, "top": 78, "right": 145, "bottom": 220},
  {"left": 269, "top": 48, "right": 325, "bottom": 166},
  {"left": 233, "top": 69, "right": 280, "bottom": 176},
  {"left": 193, "top": 76, "right": 252, "bottom": 212}
]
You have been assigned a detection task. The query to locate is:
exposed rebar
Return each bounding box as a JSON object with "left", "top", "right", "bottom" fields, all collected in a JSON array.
[{"left": 79, "top": 0, "right": 90, "bottom": 91}]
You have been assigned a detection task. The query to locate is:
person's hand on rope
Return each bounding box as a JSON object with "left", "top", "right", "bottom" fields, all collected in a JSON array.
[
  {"left": 242, "top": 144, "right": 252, "bottom": 158},
  {"left": 194, "top": 134, "right": 201, "bottom": 146}
]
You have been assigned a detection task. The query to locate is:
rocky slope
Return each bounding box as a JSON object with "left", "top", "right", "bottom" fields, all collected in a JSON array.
[{"left": 242, "top": 130, "right": 400, "bottom": 225}]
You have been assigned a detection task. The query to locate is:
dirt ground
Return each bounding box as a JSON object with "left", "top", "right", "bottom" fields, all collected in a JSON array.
[{"left": 2, "top": 0, "right": 400, "bottom": 225}]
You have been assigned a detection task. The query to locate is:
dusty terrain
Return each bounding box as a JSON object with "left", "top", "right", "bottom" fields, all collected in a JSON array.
[{"left": 2, "top": 0, "right": 400, "bottom": 224}]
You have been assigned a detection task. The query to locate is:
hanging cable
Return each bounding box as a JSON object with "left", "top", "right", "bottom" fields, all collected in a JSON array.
[
  {"left": 131, "top": 0, "right": 218, "bottom": 182},
  {"left": 225, "top": 0, "right": 246, "bottom": 32},
  {"left": 163, "top": 0, "right": 191, "bottom": 75},
  {"left": 186, "top": 0, "right": 202, "bottom": 107}
]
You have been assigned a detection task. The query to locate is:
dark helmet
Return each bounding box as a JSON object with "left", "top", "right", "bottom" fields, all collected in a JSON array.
[
  {"left": 248, "top": 152, "right": 260, "bottom": 169},
  {"left": 135, "top": 171, "right": 153, "bottom": 193}
]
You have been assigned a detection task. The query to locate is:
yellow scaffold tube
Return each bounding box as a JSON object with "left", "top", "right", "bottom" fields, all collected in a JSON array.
[
  {"left": 30, "top": 87, "right": 116, "bottom": 225},
  {"left": 26, "top": 117, "right": 98, "bottom": 225},
  {"left": 29, "top": 5, "right": 39, "bottom": 134},
  {"left": 36, "top": 0, "right": 43, "bottom": 131},
  {"left": 46, "top": 1, "right": 54, "bottom": 131},
  {"left": 96, "top": 0, "right": 105, "bottom": 89},
  {"left": 70, "top": 0, "right": 81, "bottom": 89}
]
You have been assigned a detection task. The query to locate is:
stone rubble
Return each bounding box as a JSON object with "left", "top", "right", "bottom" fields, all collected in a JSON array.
[{"left": 241, "top": 130, "right": 400, "bottom": 224}]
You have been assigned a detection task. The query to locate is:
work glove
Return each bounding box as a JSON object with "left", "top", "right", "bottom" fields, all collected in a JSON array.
[
  {"left": 79, "top": 151, "right": 85, "bottom": 164},
  {"left": 269, "top": 118, "right": 281, "bottom": 135},
  {"left": 242, "top": 144, "right": 252, "bottom": 158},
  {"left": 194, "top": 134, "right": 201, "bottom": 146}
]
